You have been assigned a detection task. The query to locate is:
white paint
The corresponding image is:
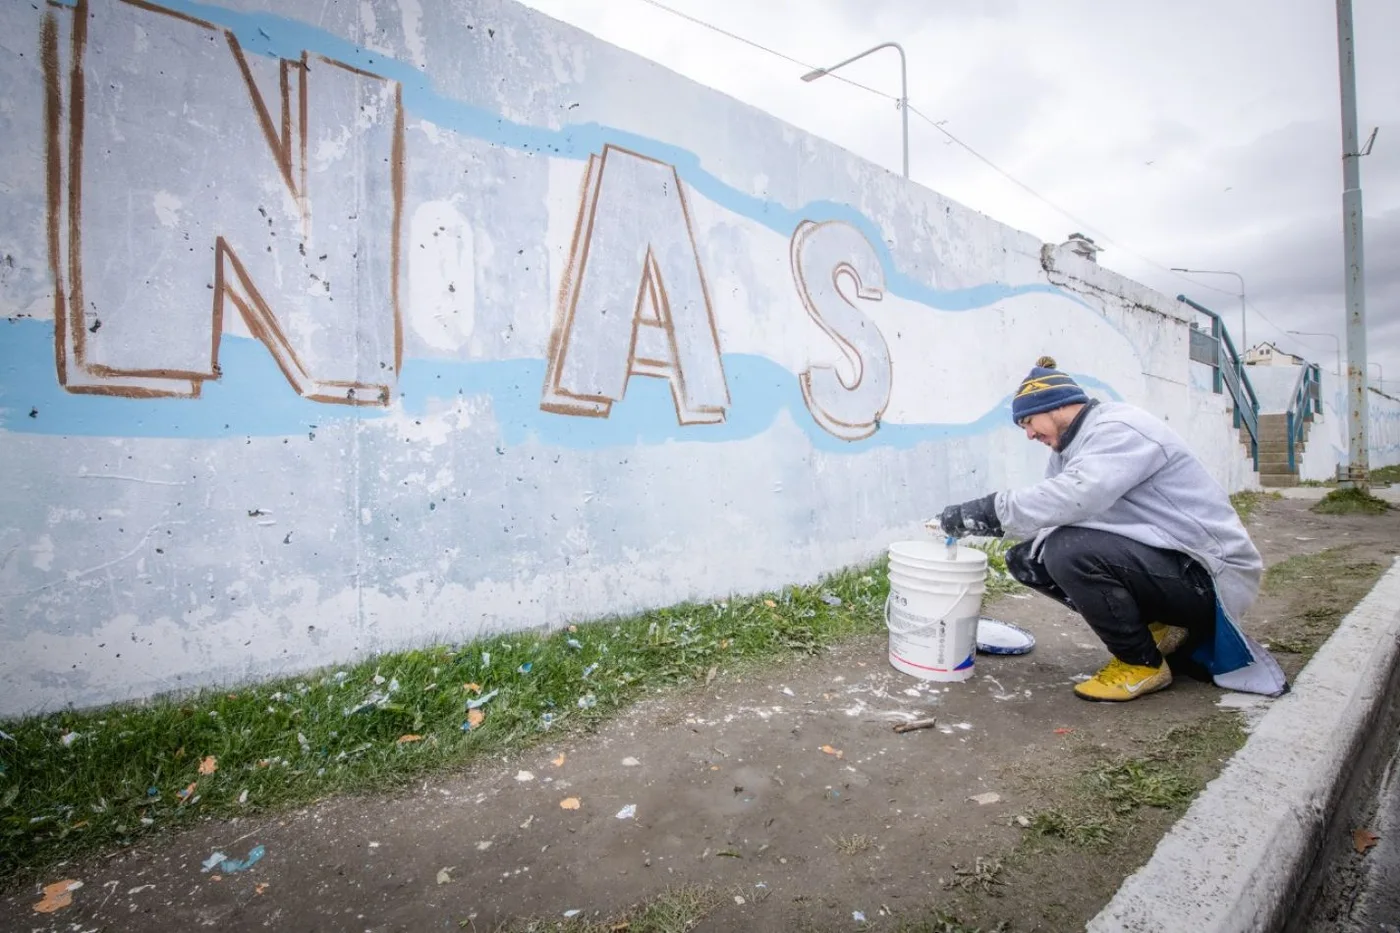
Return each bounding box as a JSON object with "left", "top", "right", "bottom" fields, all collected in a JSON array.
[
  {"left": 397, "top": 0, "right": 427, "bottom": 70},
  {"left": 152, "top": 191, "right": 181, "bottom": 229},
  {"left": 29, "top": 534, "right": 54, "bottom": 572},
  {"left": 408, "top": 201, "right": 476, "bottom": 351}
]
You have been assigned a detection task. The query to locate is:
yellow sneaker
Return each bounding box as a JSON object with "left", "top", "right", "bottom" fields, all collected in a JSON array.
[
  {"left": 1148, "top": 622, "right": 1189, "bottom": 656},
  {"left": 1073, "top": 658, "right": 1172, "bottom": 702}
]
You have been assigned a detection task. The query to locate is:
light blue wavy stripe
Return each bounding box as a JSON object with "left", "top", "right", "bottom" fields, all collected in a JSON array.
[{"left": 0, "top": 320, "right": 1120, "bottom": 447}]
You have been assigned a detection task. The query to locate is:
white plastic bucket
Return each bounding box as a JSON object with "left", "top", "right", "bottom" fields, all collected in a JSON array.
[{"left": 885, "top": 541, "right": 988, "bottom": 682}]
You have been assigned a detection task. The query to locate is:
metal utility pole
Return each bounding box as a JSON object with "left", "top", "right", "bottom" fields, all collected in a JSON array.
[
  {"left": 1336, "top": 0, "right": 1369, "bottom": 488},
  {"left": 801, "top": 42, "right": 909, "bottom": 178}
]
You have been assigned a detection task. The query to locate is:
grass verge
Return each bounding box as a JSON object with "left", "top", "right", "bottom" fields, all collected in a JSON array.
[
  {"left": 1312, "top": 487, "right": 1392, "bottom": 515},
  {"left": 1230, "top": 490, "right": 1281, "bottom": 522},
  {"left": 1298, "top": 464, "right": 1399, "bottom": 488},
  {"left": 0, "top": 564, "right": 896, "bottom": 883},
  {"left": 1261, "top": 547, "right": 1387, "bottom": 659},
  {"left": 895, "top": 714, "right": 1246, "bottom": 932},
  {"left": 1373, "top": 464, "right": 1400, "bottom": 485},
  {"left": 1017, "top": 714, "right": 1246, "bottom": 854}
]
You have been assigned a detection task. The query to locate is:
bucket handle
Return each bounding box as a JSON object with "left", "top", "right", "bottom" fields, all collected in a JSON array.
[{"left": 884, "top": 586, "right": 973, "bottom": 636}]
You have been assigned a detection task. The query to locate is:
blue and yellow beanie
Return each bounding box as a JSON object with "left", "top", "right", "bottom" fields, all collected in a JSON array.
[{"left": 1011, "top": 356, "right": 1090, "bottom": 423}]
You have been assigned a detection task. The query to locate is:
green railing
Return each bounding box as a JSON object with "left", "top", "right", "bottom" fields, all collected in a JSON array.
[
  {"left": 1180, "top": 295, "right": 1260, "bottom": 470},
  {"left": 1285, "top": 362, "right": 1323, "bottom": 473}
]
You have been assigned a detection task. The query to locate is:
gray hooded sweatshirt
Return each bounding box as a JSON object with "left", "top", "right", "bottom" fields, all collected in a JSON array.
[{"left": 994, "top": 400, "right": 1287, "bottom": 697}]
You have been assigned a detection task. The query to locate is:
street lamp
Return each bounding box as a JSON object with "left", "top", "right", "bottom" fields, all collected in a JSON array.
[
  {"left": 1288, "top": 330, "right": 1341, "bottom": 379},
  {"left": 1172, "top": 268, "right": 1247, "bottom": 356},
  {"left": 801, "top": 42, "right": 909, "bottom": 179}
]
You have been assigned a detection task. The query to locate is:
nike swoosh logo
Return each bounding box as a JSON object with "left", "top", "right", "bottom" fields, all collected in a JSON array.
[{"left": 1123, "top": 680, "right": 1148, "bottom": 694}]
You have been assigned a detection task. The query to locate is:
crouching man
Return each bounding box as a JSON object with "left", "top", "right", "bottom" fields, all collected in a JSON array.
[{"left": 932, "top": 357, "right": 1287, "bottom": 702}]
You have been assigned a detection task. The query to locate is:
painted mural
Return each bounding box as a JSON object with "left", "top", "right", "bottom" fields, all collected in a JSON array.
[{"left": 1, "top": 0, "right": 1194, "bottom": 715}]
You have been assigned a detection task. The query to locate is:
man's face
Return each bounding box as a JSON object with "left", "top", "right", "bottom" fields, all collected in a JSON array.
[{"left": 1019, "top": 411, "right": 1062, "bottom": 448}]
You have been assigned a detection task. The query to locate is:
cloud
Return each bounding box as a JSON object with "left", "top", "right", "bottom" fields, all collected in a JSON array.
[{"left": 516, "top": 0, "right": 1400, "bottom": 380}]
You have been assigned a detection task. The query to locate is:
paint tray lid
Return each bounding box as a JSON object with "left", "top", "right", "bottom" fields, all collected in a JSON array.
[{"left": 976, "top": 617, "right": 1036, "bottom": 655}]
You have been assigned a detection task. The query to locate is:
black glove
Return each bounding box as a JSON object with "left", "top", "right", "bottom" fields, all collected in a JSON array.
[{"left": 936, "top": 494, "right": 1003, "bottom": 539}]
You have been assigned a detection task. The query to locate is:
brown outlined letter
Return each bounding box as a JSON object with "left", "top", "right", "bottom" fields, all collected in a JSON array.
[
  {"left": 43, "top": 0, "right": 405, "bottom": 405},
  {"left": 790, "top": 220, "right": 892, "bottom": 441},
  {"left": 542, "top": 145, "right": 728, "bottom": 425}
]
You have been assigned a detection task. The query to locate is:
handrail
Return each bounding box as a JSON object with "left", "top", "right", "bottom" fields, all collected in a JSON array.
[
  {"left": 1179, "top": 294, "right": 1261, "bottom": 469},
  {"left": 1285, "top": 362, "right": 1322, "bottom": 473}
]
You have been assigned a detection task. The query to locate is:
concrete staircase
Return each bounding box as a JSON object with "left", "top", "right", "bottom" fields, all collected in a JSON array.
[{"left": 1248, "top": 412, "right": 1311, "bottom": 487}]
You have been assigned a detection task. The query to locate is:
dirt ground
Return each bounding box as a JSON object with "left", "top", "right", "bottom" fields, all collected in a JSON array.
[{"left": 4, "top": 495, "right": 1398, "bottom": 932}]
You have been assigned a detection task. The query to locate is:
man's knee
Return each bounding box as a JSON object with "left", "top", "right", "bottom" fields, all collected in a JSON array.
[
  {"left": 1005, "top": 540, "right": 1040, "bottom": 585},
  {"left": 1039, "top": 528, "right": 1102, "bottom": 586}
]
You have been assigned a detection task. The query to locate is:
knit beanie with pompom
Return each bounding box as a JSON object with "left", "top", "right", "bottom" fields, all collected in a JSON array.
[{"left": 1010, "top": 356, "right": 1090, "bottom": 423}]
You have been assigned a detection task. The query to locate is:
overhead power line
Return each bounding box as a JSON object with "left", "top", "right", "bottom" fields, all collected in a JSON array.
[
  {"left": 633, "top": 0, "right": 889, "bottom": 99},
  {"left": 630, "top": 0, "right": 1252, "bottom": 301}
]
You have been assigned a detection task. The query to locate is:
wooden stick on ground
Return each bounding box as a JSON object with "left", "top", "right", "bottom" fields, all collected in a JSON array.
[{"left": 893, "top": 717, "right": 939, "bottom": 734}]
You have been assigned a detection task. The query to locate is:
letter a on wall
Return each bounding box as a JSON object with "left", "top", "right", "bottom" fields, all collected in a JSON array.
[{"left": 541, "top": 146, "right": 729, "bottom": 424}]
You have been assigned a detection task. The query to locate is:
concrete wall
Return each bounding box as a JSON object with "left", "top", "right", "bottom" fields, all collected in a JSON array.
[
  {"left": 0, "top": 0, "right": 1249, "bottom": 716},
  {"left": 1247, "top": 365, "right": 1307, "bottom": 414},
  {"left": 1186, "top": 363, "right": 1260, "bottom": 495},
  {"left": 1297, "top": 381, "right": 1400, "bottom": 483}
]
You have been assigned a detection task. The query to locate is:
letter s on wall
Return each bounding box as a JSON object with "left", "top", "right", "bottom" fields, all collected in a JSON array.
[{"left": 789, "top": 220, "right": 892, "bottom": 441}]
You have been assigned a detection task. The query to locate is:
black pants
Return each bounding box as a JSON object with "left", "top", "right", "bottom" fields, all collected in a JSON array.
[{"left": 1006, "top": 527, "right": 1217, "bottom": 668}]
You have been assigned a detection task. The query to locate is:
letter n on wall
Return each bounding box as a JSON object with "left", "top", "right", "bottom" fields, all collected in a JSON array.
[
  {"left": 542, "top": 145, "right": 729, "bottom": 425},
  {"left": 42, "top": 0, "right": 405, "bottom": 405}
]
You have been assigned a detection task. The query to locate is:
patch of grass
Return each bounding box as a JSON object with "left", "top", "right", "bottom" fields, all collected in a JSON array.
[
  {"left": 1312, "top": 487, "right": 1392, "bottom": 515},
  {"left": 946, "top": 856, "right": 1007, "bottom": 894},
  {"left": 491, "top": 884, "right": 720, "bottom": 933},
  {"left": 1020, "top": 713, "right": 1246, "bottom": 851},
  {"left": 919, "top": 715, "right": 1246, "bottom": 933},
  {"left": 828, "top": 832, "right": 876, "bottom": 855},
  {"left": 1262, "top": 547, "right": 1387, "bottom": 659},
  {"left": 1091, "top": 759, "right": 1194, "bottom": 813},
  {"left": 1263, "top": 547, "right": 1379, "bottom": 591},
  {"left": 1372, "top": 464, "right": 1400, "bottom": 485},
  {"left": 1230, "top": 490, "right": 1282, "bottom": 522},
  {"left": 1263, "top": 548, "right": 1382, "bottom": 590},
  {"left": 0, "top": 565, "right": 893, "bottom": 883},
  {"left": 1024, "top": 807, "right": 1113, "bottom": 847}
]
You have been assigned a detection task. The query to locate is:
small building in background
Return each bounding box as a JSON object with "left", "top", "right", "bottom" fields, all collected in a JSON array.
[{"left": 1243, "top": 342, "right": 1306, "bottom": 367}]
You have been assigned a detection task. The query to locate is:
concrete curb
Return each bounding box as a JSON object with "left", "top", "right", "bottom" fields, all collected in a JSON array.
[{"left": 1087, "top": 558, "right": 1400, "bottom": 933}]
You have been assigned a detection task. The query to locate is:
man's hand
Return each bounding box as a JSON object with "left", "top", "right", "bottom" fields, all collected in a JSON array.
[{"left": 929, "top": 494, "right": 1003, "bottom": 539}]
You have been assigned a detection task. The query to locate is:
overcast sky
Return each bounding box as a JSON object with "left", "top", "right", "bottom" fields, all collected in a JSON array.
[{"left": 515, "top": 0, "right": 1398, "bottom": 394}]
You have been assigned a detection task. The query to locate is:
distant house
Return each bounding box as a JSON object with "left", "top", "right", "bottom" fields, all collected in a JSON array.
[{"left": 1242, "top": 342, "right": 1306, "bottom": 367}]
